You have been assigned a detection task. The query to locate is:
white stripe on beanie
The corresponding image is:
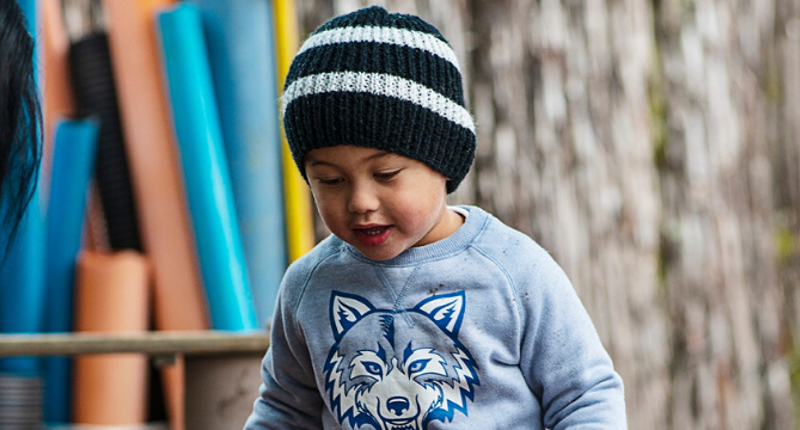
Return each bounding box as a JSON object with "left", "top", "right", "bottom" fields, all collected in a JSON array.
[
  {"left": 282, "top": 71, "right": 476, "bottom": 134},
  {"left": 296, "top": 26, "right": 462, "bottom": 72}
]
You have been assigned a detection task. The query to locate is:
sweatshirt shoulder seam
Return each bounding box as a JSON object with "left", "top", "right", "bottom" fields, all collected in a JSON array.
[
  {"left": 292, "top": 245, "right": 344, "bottom": 325},
  {"left": 470, "top": 236, "right": 525, "bottom": 337}
]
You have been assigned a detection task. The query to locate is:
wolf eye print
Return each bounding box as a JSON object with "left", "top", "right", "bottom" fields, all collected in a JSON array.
[
  {"left": 350, "top": 354, "right": 386, "bottom": 381},
  {"left": 407, "top": 358, "right": 431, "bottom": 374},
  {"left": 404, "top": 349, "right": 448, "bottom": 379},
  {"left": 363, "top": 362, "right": 382, "bottom": 376}
]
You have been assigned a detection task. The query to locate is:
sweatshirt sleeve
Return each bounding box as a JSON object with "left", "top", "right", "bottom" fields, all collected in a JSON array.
[
  {"left": 243, "top": 265, "right": 324, "bottom": 430},
  {"left": 517, "top": 248, "right": 627, "bottom": 429}
]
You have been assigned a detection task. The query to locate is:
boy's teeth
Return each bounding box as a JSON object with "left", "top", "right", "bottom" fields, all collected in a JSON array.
[{"left": 362, "top": 227, "right": 384, "bottom": 235}]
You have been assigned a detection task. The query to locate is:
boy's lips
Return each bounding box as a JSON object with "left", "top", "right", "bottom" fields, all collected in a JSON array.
[{"left": 353, "top": 225, "right": 393, "bottom": 247}]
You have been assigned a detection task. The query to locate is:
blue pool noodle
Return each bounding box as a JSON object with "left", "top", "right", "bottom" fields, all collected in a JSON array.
[
  {"left": 0, "top": 0, "right": 43, "bottom": 378},
  {"left": 157, "top": 4, "right": 258, "bottom": 331},
  {"left": 0, "top": 187, "right": 46, "bottom": 377},
  {"left": 19, "top": 0, "right": 36, "bottom": 34},
  {"left": 41, "top": 119, "right": 99, "bottom": 424},
  {"left": 188, "top": 0, "right": 286, "bottom": 327}
]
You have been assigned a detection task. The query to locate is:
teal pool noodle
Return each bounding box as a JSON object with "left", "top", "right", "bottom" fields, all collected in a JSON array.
[
  {"left": 189, "top": 0, "right": 286, "bottom": 327},
  {"left": 157, "top": 4, "right": 258, "bottom": 331},
  {"left": 44, "top": 119, "right": 99, "bottom": 333},
  {"left": 0, "top": 186, "right": 45, "bottom": 377},
  {"left": 19, "top": 0, "right": 35, "bottom": 35},
  {"left": 18, "top": 0, "right": 38, "bottom": 84},
  {"left": 42, "top": 118, "right": 99, "bottom": 424},
  {"left": 0, "top": 0, "right": 42, "bottom": 378}
]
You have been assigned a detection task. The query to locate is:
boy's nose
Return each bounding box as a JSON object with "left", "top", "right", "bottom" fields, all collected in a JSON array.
[{"left": 347, "top": 184, "right": 379, "bottom": 214}]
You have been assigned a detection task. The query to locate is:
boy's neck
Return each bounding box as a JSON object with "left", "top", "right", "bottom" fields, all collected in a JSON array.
[
  {"left": 450, "top": 205, "right": 468, "bottom": 222},
  {"left": 414, "top": 206, "right": 465, "bottom": 248},
  {"left": 449, "top": 206, "right": 466, "bottom": 226}
]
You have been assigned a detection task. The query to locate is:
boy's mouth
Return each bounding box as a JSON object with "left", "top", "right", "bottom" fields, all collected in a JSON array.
[{"left": 353, "top": 226, "right": 392, "bottom": 247}]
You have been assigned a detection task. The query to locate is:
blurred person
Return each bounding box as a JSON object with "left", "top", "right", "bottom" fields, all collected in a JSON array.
[{"left": 0, "top": 0, "right": 42, "bottom": 256}]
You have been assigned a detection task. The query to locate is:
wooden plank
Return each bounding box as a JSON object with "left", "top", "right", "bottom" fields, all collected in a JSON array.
[{"left": 0, "top": 331, "right": 269, "bottom": 357}]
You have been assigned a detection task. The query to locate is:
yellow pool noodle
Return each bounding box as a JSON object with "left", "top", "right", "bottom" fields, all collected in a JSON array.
[{"left": 274, "top": 0, "right": 315, "bottom": 262}]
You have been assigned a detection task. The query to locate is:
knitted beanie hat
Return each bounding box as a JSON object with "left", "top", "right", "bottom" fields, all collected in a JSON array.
[{"left": 281, "top": 6, "right": 476, "bottom": 193}]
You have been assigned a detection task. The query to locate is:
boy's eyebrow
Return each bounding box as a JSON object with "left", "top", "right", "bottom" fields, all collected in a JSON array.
[
  {"left": 307, "top": 150, "right": 394, "bottom": 167},
  {"left": 306, "top": 158, "right": 335, "bottom": 167}
]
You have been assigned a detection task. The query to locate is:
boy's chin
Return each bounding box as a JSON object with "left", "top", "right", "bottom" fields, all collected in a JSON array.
[
  {"left": 353, "top": 246, "right": 405, "bottom": 261},
  {"left": 344, "top": 239, "right": 408, "bottom": 261}
]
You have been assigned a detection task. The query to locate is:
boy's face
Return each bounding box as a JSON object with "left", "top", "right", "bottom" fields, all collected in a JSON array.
[{"left": 304, "top": 145, "right": 461, "bottom": 261}]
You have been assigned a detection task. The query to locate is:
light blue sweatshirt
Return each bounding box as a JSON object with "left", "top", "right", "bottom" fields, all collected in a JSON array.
[{"left": 244, "top": 206, "right": 627, "bottom": 429}]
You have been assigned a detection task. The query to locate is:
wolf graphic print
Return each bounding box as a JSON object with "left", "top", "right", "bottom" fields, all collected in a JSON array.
[{"left": 323, "top": 290, "right": 480, "bottom": 430}]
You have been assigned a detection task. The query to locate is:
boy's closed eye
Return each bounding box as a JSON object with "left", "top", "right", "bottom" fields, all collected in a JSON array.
[
  {"left": 314, "top": 176, "right": 344, "bottom": 186},
  {"left": 373, "top": 169, "right": 402, "bottom": 181},
  {"left": 310, "top": 168, "right": 403, "bottom": 186}
]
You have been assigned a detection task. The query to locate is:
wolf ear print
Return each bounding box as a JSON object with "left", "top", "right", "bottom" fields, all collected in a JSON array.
[
  {"left": 415, "top": 291, "right": 465, "bottom": 336},
  {"left": 329, "top": 290, "right": 467, "bottom": 339},
  {"left": 330, "top": 291, "right": 375, "bottom": 340}
]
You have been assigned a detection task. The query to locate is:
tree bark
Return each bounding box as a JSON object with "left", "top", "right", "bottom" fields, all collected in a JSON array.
[
  {"left": 464, "top": 1, "right": 667, "bottom": 428},
  {"left": 775, "top": 0, "right": 800, "bottom": 426},
  {"left": 653, "top": 0, "right": 793, "bottom": 428}
]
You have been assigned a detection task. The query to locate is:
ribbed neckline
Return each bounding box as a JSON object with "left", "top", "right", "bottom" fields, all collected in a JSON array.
[{"left": 339, "top": 205, "right": 487, "bottom": 266}]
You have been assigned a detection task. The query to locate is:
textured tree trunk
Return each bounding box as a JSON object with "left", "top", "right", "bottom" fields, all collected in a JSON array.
[
  {"left": 463, "top": 1, "right": 667, "bottom": 429},
  {"left": 653, "top": 0, "right": 794, "bottom": 428},
  {"left": 296, "top": 1, "right": 798, "bottom": 428},
  {"left": 775, "top": 0, "right": 800, "bottom": 425}
]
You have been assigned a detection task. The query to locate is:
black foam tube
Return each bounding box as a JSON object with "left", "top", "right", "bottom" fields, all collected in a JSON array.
[{"left": 68, "top": 31, "right": 142, "bottom": 251}]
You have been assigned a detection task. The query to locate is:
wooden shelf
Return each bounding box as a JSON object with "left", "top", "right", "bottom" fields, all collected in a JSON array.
[
  {"left": 0, "top": 331, "right": 270, "bottom": 357},
  {"left": 0, "top": 331, "right": 271, "bottom": 430}
]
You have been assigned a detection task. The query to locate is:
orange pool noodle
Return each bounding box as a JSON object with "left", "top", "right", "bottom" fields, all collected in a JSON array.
[{"left": 72, "top": 250, "right": 150, "bottom": 425}]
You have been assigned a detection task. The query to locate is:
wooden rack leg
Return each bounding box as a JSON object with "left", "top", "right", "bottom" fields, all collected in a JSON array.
[{"left": 183, "top": 353, "right": 262, "bottom": 430}]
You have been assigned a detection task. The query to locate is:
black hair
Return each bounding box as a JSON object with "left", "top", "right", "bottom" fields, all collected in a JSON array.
[{"left": 0, "top": 0, "right": 42, "bottom": 256}]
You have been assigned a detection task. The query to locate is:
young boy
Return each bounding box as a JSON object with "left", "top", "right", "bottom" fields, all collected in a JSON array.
[{"left": 244, "top": 6, "right": 626, "bottom": 429}]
